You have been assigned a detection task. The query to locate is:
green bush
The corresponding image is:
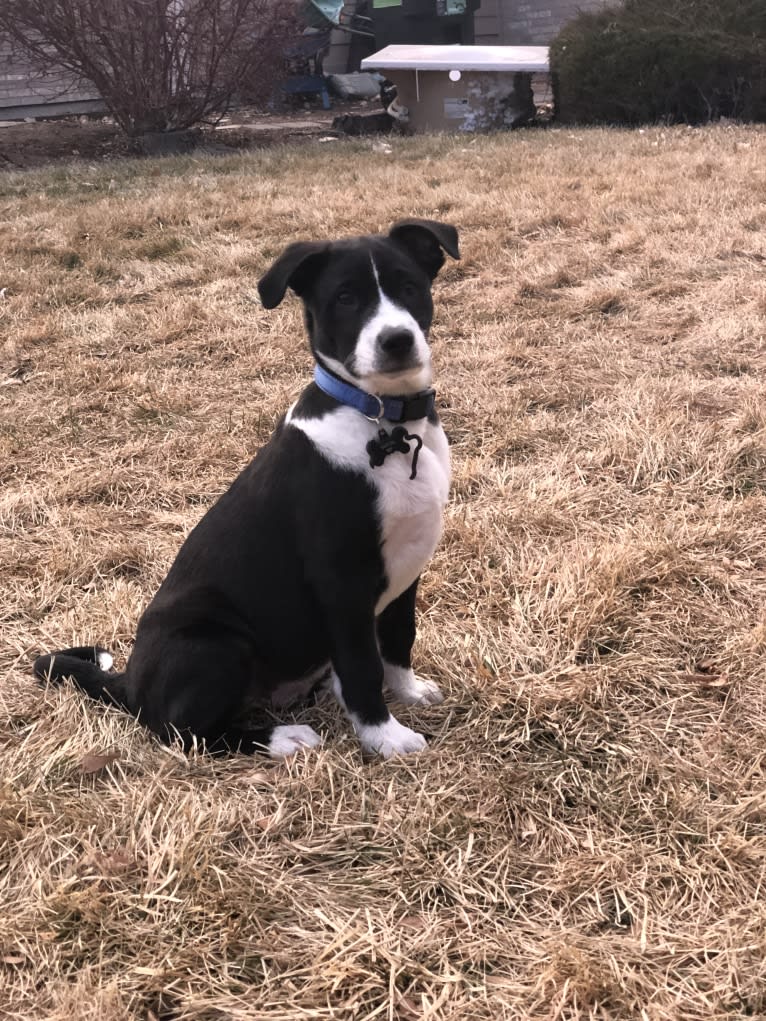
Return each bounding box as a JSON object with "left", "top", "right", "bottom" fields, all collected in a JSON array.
[{"left": 550, "top": 0, "right": 766, "bottom": 125}]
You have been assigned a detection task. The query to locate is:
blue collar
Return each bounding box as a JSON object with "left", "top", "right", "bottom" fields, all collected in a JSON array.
[{"left": 313, "top": 363, "right": 436, "bottom": 423}]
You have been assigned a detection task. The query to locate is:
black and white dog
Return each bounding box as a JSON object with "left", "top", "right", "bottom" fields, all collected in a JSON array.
[{"left": 34, "top": 219, "right": 459, "bottom": 759}]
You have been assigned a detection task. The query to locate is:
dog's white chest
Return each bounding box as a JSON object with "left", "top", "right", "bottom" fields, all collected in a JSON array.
[
  {"left": 286, "top": 406, "right": 450, "bottom": 612},
  {"left": 372, "top": 426, "right": 450, "bottom": 611}
]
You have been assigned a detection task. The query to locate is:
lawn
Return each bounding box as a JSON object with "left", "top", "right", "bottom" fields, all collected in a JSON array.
[{"left": 1, "top": 123, "right": 766, "bottom": 1021}]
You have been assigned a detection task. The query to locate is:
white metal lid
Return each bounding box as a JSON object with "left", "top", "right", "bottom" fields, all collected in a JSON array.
[{"left": 361, "top": 44, "right": 549, "bottom": 73}]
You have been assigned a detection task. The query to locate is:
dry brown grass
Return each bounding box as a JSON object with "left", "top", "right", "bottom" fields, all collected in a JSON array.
[{"left": 2, "top": 123, "right": 766, "bottom": 1020}]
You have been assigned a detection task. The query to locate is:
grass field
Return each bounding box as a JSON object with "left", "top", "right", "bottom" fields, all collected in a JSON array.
[{"left": 2, "top": 123, "right": 766, "bottom": 1020}]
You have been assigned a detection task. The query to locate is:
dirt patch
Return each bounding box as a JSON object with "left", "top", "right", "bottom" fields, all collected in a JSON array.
[{"left": 0, "top": 100, "right": 373, "bottom": 170}]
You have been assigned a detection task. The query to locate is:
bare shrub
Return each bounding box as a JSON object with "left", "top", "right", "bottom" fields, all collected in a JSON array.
[{"left": 0, "top": 0, "right": 301, "bottom": 137}]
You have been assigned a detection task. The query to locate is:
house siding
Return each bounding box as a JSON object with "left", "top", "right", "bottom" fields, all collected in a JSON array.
[
  {"left": 346, "top": 0, "right": 608, "bottom": 62},
  {"left": 474, "top": 0, "right": 501, "bottom": 44},
  {"left": 500, "top": 0, "right": 607, "bottom": 43},
  {"left": 0, "top": 36, "right": 100, "bottom": 116}
]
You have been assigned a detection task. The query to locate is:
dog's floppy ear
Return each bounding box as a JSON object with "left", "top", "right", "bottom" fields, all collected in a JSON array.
[
  {"left": 388, "top": 219, "right": 460, "bottom": 280},
  {"left": 258, "top": 241, "right": 330, "bottom": 309}
]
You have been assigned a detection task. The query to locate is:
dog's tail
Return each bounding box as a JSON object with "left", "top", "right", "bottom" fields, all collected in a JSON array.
[{"left": 33, "top": 646, "right": 128, "bottom": 709}]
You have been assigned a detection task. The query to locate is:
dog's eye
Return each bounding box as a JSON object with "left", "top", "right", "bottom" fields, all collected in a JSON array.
[
  {"left": 401, "top": 281, "right": 418, "bottom": 299},
  {"left": 336, "top": 290, "right": 357, "bottom": 306}
]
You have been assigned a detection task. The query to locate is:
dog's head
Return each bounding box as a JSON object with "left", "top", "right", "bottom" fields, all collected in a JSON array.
[{"left": 258, "top": 220, "right": 459, "bottom": 395}]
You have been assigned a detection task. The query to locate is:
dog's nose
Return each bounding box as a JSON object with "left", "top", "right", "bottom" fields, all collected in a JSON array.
[{"left": 379, "top": 328, "right": 414, "bottom": 355}]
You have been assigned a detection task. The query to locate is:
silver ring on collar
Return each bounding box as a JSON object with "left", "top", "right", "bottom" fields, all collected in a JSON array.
[{"left": 363, "top": 394, "right": 385, "bottom": 423}]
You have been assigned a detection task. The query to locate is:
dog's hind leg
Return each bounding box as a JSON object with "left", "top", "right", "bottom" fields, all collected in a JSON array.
[
  {"left": 136, "top": 637, "right": 323, "bottom": 760},
  {"left": 201, "top": 725, "right": 322, "bottom": 759}
]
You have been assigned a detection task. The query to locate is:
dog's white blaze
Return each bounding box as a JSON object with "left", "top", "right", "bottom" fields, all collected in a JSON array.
[
  {"left": 351, "top": 257, "right": 433, "bottom": 394},
  {"left": 267, "top": 724, "right": 322, "bottom": 759},
  {"left": 287, "top": 405, "right": 450, "bottom": 613},
  {"left": 383, "top": 662, "right": 444, "bottom": 705}
]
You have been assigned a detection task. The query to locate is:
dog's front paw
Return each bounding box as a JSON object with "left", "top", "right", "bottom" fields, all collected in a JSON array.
[
  {"left": 357, "top": 715, "right": 428, "bottom": 758},
  {"left": 397, "top": 675, "right": 444, "bottom": 706},
  {"left": 267, "top": 724, "right": 322, "bottom": 759},
  {"left": 385, "top": 665, "right": 445, "bottom": 706}
]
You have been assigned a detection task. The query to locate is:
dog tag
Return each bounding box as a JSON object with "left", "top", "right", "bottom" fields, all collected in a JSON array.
[{"left": 366, "top": 427, "right": 423, "bottom": 480}]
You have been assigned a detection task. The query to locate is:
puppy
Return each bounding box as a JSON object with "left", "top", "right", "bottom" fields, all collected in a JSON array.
[{"left": 34, "top": 219, "right": 459, "bottom": 759}]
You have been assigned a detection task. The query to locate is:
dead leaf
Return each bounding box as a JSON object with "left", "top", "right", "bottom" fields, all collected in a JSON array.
[
  {"left": 679, "top": 672, "right": 730, "bottom": 688},
  {"left": 696, "top": 659, "right": 718, "bottom": 672},
  {"left": 395, "top": 994, "right": 421, "bottom": 1018},
  {"left": 242, "top": 771, "right": 271, "bottom": 785},
  {"left": 254, "top": 815, "right": 277, "bottom": 830},
  {"left": 80, "top": 751, "right": 120, "bottom": 774},
  {"left": 697, "top": 675, "right": 731, "bottom": 689},
  {"left": 521, "top": 814, "right": 538, "bottom": 838},
  {"left": 2, "top": 359, "right": 32, "bottom": 385},
  {"left": 399, "top": 914, "right": 430, "bottom": 930},
  {"left": 485, "top": 975, "right": 513, "bottom": 988},
  {"left": 84, "top": 848, "right": 135, "bottom": 877}
]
